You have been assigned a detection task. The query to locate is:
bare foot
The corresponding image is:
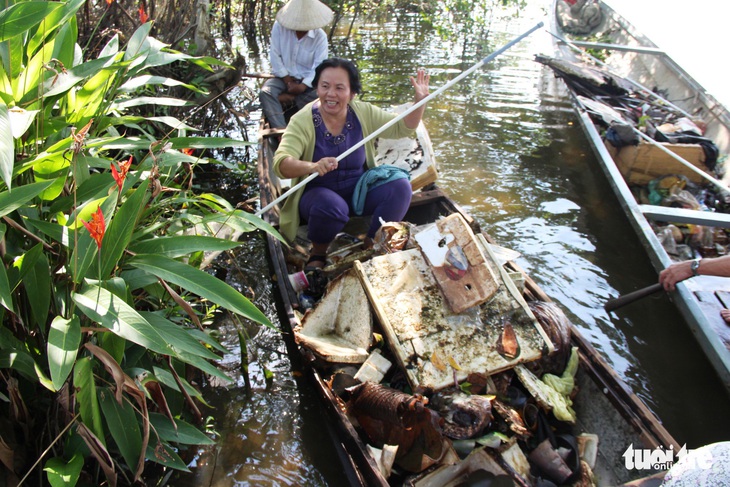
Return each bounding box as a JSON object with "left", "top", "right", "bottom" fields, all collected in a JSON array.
[{"left": 721, "top": 308, "right": 730, "bottom": 324}]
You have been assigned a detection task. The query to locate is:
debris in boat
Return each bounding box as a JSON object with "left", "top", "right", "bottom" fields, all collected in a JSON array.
[
  {"left": 346, "top": 381, "right": 450, "bottom": 472},
  {"left": 356, "top": 240, "right": 551, "bottom": 391},
  {"left": 429, "top": 388, "right": 493, "bottom": 439},
  {"left": 295, "top": 270, "right": 372, "bottom": 363},
  {"left": 514, "top": 348, "right": 580, "bottom": 423},
  {"left": 528, "top": 301, "right": 572, "bottom": 375},
  {"left": 496, "top": 319, "right": 520, "bottom": 360},
  {"left": 408, "top": 447, "right": 509, "bottom": 486},
  {"left": 414, "top": 213, "right": 499, "bottom": 313},
  {"left": 492, "top": 399, "right": 530, "bottom": 437},
  {"left": 577, "top": 432, "right": 598, "bottom": 469},
  {"left": 528, "top": 438, "right": 574, "bottom": 484},
  {"left": 354, "top": 349, "right": 392, "bottom": 384},
  {"left": 372, "top": 220, "right": 412, "bottom": 253},
  {"left": 367, "top": 443, "right": 398, "bottom": 479},
  {"left": 499, "top": 440, "right": 532, "bottom": 485}
]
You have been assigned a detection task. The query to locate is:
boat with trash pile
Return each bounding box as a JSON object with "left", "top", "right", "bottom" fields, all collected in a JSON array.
[
  {"left": 543, "top": 0, "right": 730, "bottom": 393},
  {"left": 256, "top": 111, "right": 677, "bottom": 486}
]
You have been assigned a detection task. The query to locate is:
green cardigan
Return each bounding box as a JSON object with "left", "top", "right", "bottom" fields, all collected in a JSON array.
[{"left": 272, "top": 99, "right": 416, "bottom": 242}]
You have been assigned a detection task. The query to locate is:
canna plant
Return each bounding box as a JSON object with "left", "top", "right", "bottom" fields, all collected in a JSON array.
[{"left": 0, "top": 0, "right": 282, "bottom": 484}]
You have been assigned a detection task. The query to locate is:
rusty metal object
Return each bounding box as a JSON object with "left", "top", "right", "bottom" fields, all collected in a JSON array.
[{"left": 346, "top": 382, "right": 447, "bottom": 472}]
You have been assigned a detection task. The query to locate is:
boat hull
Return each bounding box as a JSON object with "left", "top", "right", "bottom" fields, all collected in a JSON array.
[
  {"left": 548, "top": 0, "right": 730, "bottom": 392},
  {"left": 257, "top": 115, "right": 676, "bottom": 485}
]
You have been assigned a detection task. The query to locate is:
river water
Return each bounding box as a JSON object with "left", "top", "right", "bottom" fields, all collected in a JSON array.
[{"left": 173, "top": 1, "right": 730, "bottom": 485}]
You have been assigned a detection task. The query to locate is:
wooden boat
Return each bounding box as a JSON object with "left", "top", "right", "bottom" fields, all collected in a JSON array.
[
  {"left": 257, "top": 113, "right": 677, "bottom": 486},
  {"left": 544, "top": 0, "right": 730, "bottom": 393}
]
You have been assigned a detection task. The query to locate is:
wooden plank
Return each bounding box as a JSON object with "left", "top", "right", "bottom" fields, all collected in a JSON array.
[
  {"left": 259, "top": 127, "right": 286, "bottom": 138},
  {"left": 355, "top": 247, "right": 548, "bottom": 392},
  {"left": 640, "top": 205, "right": 730, "bottom": 229},
  {"left": 562, "top": 40, "right": 665, "bottom": 56},
  {"left": 693, "top": 291, "right": 730, "bottom": 349}
]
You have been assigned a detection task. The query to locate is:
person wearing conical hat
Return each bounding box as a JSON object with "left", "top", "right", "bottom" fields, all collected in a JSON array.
[{"left": 260, "top": 0, "right": 333, "bottom": 130}]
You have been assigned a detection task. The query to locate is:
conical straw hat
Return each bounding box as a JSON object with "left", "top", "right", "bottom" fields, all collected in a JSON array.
[{"left": 276, "top": 0, "right": 334, "bottom": 31}]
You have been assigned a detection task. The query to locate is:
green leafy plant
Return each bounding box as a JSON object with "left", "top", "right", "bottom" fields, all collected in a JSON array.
[{"left": 0, "top": 0, "right": 282, "bottom": 484}]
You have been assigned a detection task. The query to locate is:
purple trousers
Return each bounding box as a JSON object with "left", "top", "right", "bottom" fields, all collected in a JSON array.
[{"left": 299, "top": 178, "right": 412, "bottom": 244}]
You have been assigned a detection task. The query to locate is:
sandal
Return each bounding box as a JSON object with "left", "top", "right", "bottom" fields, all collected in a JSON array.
[{"left": 304, "top": 254, "right": 327, "bottom": 270}]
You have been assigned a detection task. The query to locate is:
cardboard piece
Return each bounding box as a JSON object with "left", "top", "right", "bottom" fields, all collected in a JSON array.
[
  {"left": 415, "top": 213, "right": 499, "bottom": 314},
  {"left": 606, "top": 140, "right": 709, "bottom": 184}
]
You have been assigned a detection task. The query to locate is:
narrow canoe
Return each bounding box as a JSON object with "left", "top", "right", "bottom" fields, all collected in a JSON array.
[
  {"left": 257, "top": 114, "right": 676, "bottom": 485},
  {"left": 545, "top": 0, "right": 730, "bottom": 393}
]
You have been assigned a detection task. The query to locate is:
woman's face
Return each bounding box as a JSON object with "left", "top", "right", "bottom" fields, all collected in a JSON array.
[{"left": 316, "top": 67, "right": 355, "bottom": 118}]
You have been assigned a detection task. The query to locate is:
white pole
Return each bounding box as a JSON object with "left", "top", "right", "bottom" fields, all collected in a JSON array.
[{"left": 256, "top": 21, "right": 545, "bottom": 217}]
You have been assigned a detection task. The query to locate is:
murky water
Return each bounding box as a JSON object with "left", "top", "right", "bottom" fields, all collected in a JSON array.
[{"left": 173, "top": 1, "right": 730, "bottom": 485}]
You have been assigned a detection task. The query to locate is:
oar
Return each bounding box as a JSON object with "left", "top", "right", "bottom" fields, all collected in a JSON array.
[
  {"left": 604, "top": 282, "right": 664, "bottom": 312},
  {"left": 255, "top": 21, "right": 545, "bottom": 217}
]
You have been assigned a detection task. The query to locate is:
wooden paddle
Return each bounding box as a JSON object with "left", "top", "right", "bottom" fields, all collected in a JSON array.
[{"left": 604, "top": 282, "right": 664, "bottom": 312}]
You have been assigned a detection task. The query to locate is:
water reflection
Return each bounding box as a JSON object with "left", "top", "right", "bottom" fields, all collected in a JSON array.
[{"left": 180, "top": 1, "right": 730, "bottom": 484}]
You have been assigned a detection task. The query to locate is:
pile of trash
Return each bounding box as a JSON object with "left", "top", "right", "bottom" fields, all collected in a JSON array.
[{"left": 291, "top": 215, "right": 600, "bottom": 485}]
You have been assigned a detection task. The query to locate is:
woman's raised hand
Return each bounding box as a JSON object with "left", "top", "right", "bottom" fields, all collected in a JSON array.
[{"left": 410, "top": 68, "right": 430, "bottom": 102}]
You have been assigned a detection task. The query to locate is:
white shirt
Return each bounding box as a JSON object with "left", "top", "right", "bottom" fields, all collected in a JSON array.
[{"left": 269, "top": 21, "right": 328, "bottom": 88}]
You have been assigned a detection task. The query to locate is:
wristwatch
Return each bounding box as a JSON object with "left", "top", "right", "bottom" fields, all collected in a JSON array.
[{"left": 691, "top": 258, "right": 701, "bottom": 277}]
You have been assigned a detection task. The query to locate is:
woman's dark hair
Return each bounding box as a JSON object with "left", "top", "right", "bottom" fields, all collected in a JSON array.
[{"left": 313, "top": 58, "right": 362, "bottom": 94}]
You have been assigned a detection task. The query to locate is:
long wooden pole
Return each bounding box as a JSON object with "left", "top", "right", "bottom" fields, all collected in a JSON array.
[{"left": 256, "top": 21, "right": 544, "bottom": 217}]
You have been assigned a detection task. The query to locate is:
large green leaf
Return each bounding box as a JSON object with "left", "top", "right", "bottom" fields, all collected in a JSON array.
[
  {"left": 123, "top": 22, "right": 154, "bottom": 62},
  {"left": 99, "top": 389, "right": 142, "bottom": 473},
  {"left": 25, "top": 244, "right": 51, "bottom": 329},
  {"left": 137, "top": 312, "right": 220, "bottom": 361},
  {"left": 0, "top": 2, "right": 61, "bottom": 42},
  {"left": 23, "top": 219, "right": 71, "bottom": 250},
  {"left": 0, "top": 223, "right": 11, "bottom": 312},
  {"left": 100, "top": 136, "right": 253, "bottom": 151},
  {"left": 113, "top": 96, "right": 191, "bottom": 110},
  {"left": 42, "top": 53, "right": 118, "bottom": 98},
  {"left": 149, "top": 413, "right": 214, "bottom": 445},
  {"left": 0, "top": 349, "right": 37, "bottom": 380},
  {"left": 15, "top": 40, "right": 55, "bottom": 104},
  {"left": 145, "top": 440, "right": 188, "bottom": 471},
  {"left": 99, "top": 179, "right": 149, "bottom": 278},
  {"left": 128, "top": 235, "right": 241, "bottom": 258},
  {"left": 9, "top": 241, "right": 43, "bottom": 289},
  {"left": 0, "top": 180, "right": 55, "bottom": 218},
  {"left": 128, "top": 254, "right": 272, "bottom": 328},
  {"left": 44, "top": 453, "right": 84, "bottom": 487},
  {"left": 73, "top": 357, "right": 105, "bottom": 445},
  {"left": 48, "top": 316, "right": 81, "bottom": 391},
  {"left": 139, "top": 312, "right": 231, "bottom": 382},
  {"left": 119, "top": 74, "right": 201, "bottom": 93},
  {"left": 7, "top": 106, "right": 38, "bottom": 139},
  {"left": 0, "top": 103, "right": 14, "bottom": 188},
  {"left": 151, "top": 366, "right": 205, "bottom": 400},
  {"left": 73, "top": 285, "right": 176, "bottom": 355},
  {"left": 28, "top": 0, "right": 84, "bottom": 58},
  {"left": 67, "top": 67, "right": 116, "bottom": 122}
]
